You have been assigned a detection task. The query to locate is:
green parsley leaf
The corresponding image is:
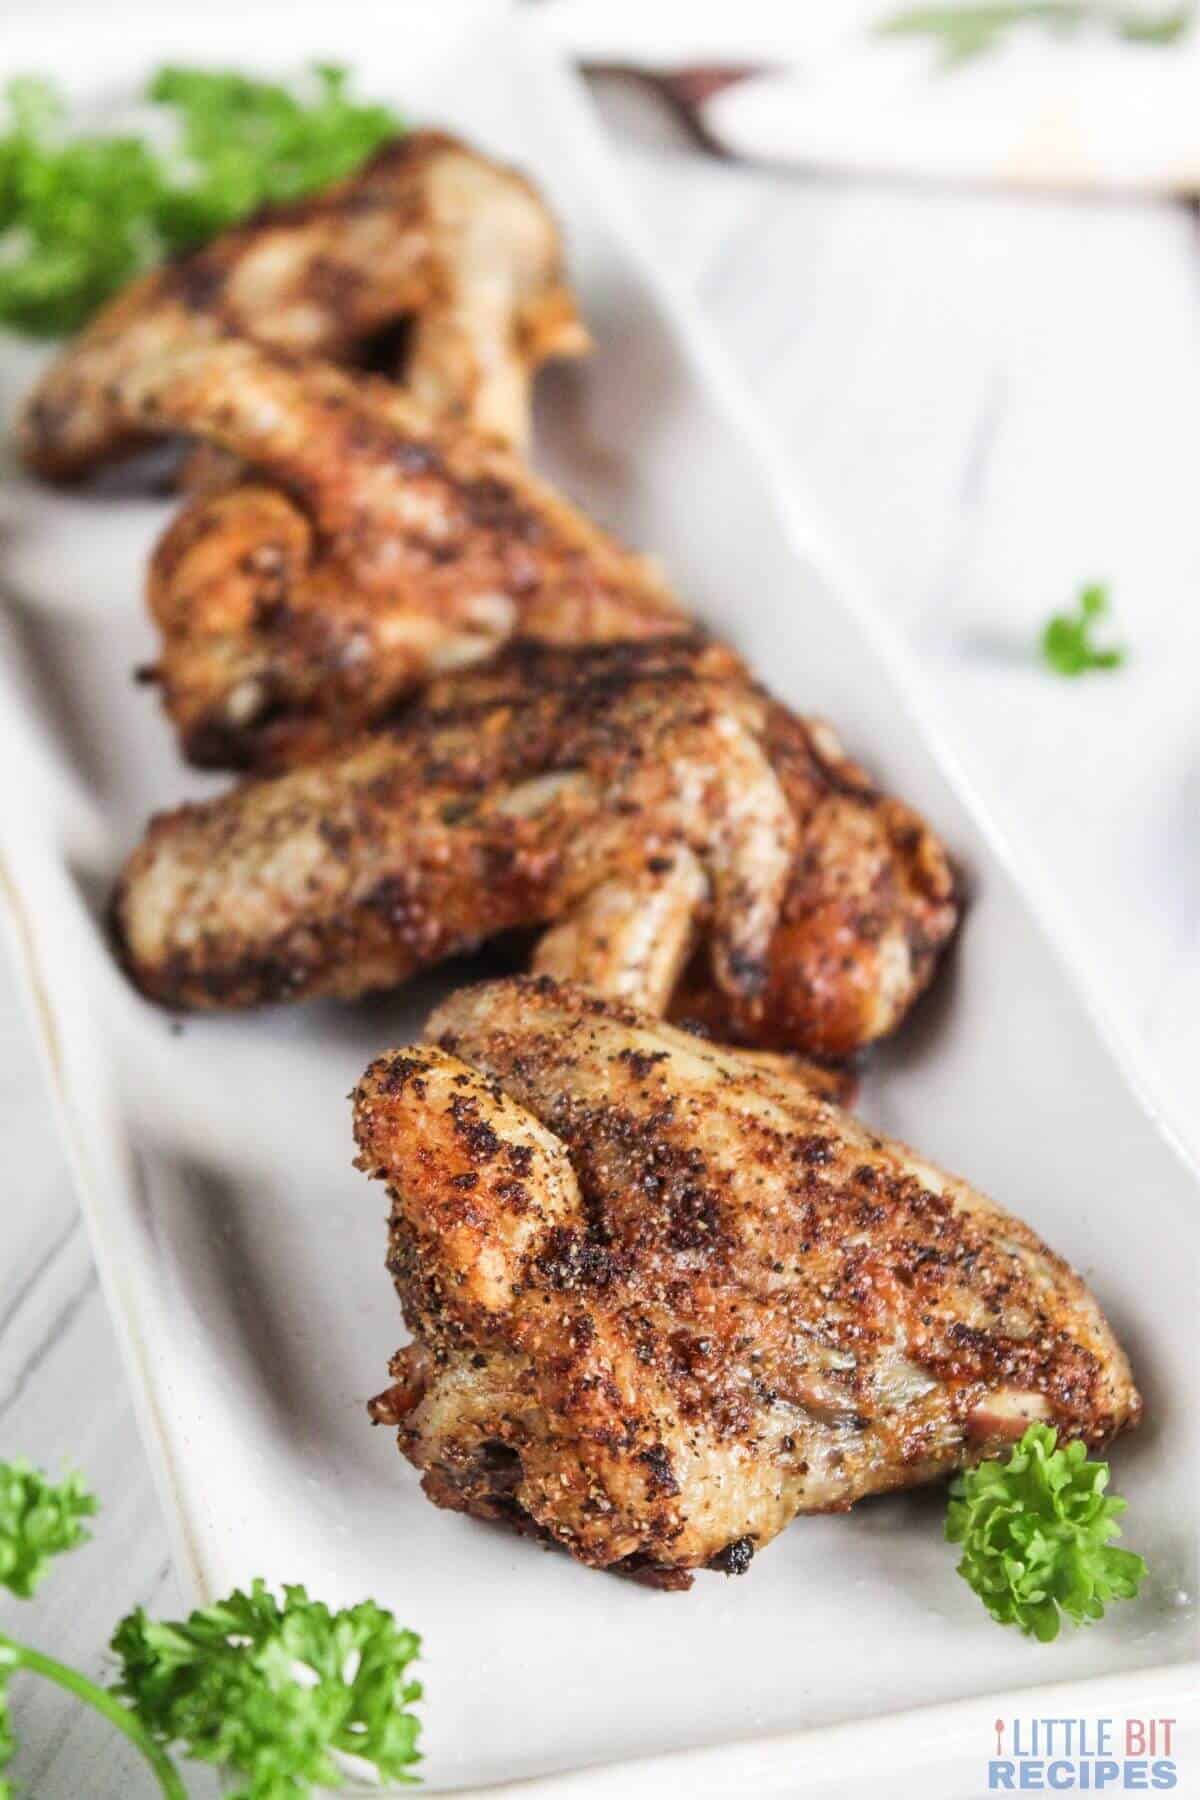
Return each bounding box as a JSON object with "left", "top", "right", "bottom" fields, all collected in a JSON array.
[
  {"left": 1040, "top": 582, "right": 1127, "bottom": 676},
  {"left": 0, "top": 1461, "right": 96, "bottom": 1599},
  {"left": 112, "top": 1579, "right": 422, "bottom": 1797},
  {"left": 148, "top": 65, "right": 400, "bottom": 254},
  {"left": 0, "top": 1460, "right": 422, "bottom": 1797},
  {"left": 1118, "top": 4, "right": 1194, "bottom": 35},
  {"left": 877, "top": 4, "right": 1065, "bottom": 66},
  {"left": 877, "top": 3, "right": 1194, "bottom": 67},
  {"left": 0, "top": 82, "right": 164, "bottom": 336},
  {"left": 0, "top": 65, "right": 402, "bottom": 336},
  {"left": 946, "top": 1422, "right": 1146, "bottom": 1639}
]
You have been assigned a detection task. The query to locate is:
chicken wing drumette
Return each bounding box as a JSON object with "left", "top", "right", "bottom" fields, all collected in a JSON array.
[
  {"left": 113, "top": 637, "right": 958, "bottom": 1062},
  {"left": 355, "top": 977, "right": 1139, "bottom": 1587},
  {"left": 19, "top": 129, "right": 587, "bottom": 472}
]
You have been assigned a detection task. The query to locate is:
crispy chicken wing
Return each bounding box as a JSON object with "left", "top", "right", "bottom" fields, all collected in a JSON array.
[
  {"left": 59, "top": 336, "right": 678, "bottom": 767},
  {"left": 19, "top": 130, "right": 587, "bottom": 474},
  {"left": 356, "top": 976, "right": 1139, "bottom": 1587},
  {"left": 113, "top": 638, "right": 958, "bottom": 1061}
]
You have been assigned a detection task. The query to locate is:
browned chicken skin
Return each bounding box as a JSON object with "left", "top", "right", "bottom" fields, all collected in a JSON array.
[
  {"left": 34, "top": 336, "right": 681, "bottom": 769},
  {"left": 19, "top": 129, "right": 588, "bottom": 474},
  {"left": 356, "top": 977, "right": 1139, "bottom": 1587},
  {"left": 19, "top": 132, "right": 649, "bottom": 769},
  {"left": 113, "top": 638, "right": 958, "bottom": 1061}
]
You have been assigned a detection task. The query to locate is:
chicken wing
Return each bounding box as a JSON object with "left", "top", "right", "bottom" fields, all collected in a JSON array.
[
  {"left": 113, "top": 637, "right": 958, "bottom": 1061},
  {"left": 19, "top": 129, "right": 587, "bottom": 474},
  {"left": 51, "top": 336, "right": 679, "bottom": 767},
  {"left": 356, "top": 976, "right": 1139, "bottom": 1587}
]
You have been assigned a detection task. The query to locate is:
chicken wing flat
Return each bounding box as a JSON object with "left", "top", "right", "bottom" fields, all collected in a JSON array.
[
  {"left": 356, "top": 976, "right": 1139, "bottom": 1587},
  {"left": 113, "top": 637, "right": 958, "bottom": 1061},
  {"left": 52, "top": 335, "right": 679, "bottom": 767},
  {"left": 19, "top": 130, "right": 587, "bottom": 475}
]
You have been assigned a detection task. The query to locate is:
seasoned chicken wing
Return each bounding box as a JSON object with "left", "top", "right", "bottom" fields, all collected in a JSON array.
[
  {"left": 356, "top": 977, "right": 1139, "bottom": 1587},
  {"left": 113, "top": 638, "right": 958, "bottom": 1061},
  {"left": 56, "top": 336, "right": 679, "bottom": 767},
  {"left": 19, "top": 130, "right": 587, "bottom": 474}
]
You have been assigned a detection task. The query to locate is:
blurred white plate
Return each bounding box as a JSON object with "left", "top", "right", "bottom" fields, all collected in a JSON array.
[{"left": 0, "top": 3, "right": 1195, "bottom": 1794}]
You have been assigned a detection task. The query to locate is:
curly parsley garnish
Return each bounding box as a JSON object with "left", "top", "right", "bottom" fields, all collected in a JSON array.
[
  {"left": 946, "top": 1423, "right": 1146, "bottom": 1640},
  {"left": 148, "top": 65, "right": 400, "bottom": 254},
  {"left": 113, "top": 1583, "right": 422, "bottom": 1797},
  {"left": 0, "top": 1459, "right": 422, "bottom": 1796},
  {"left": 1040, "top": 582, "right": 1127, "bottom": 676},
  {"left": 0, "top": 65, "right": 401, "bottom": 336},
  {"left": 0, "top": 1460, "right": 96, "bottom": 1600}
]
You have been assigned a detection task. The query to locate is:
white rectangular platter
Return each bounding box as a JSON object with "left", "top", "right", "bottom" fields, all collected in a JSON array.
[{"left": 0, "top": 4, "right": 1196, "bottom": 1794}]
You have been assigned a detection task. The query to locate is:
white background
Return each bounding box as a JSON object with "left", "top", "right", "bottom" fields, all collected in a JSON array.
[{"left": 1, "top": 52, "right": 1197, "bottom": 1800}]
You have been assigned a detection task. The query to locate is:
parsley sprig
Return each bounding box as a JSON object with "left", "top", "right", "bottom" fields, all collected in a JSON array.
[
  {"left": 0, "top": 1460, "right": 96, "bottom": 1599},
  {"left": 877, "top": 4, "right": 1193, "bottom": 68},
  {"left": 148, "top": 66, "right": 400, "bottom": 255},
  {"left": 0, "top": 65, "right": 402, "bottom": 336},
  {"left": 0, "top": 80, "right": 164, "bottom": 337},
  {"left": 1040, "top": 582, "right": 1127, "bottom": 676},
  {"left": 0, "top": 1461, "right": 422, "bottom": 1796},
  {"left": 113, "top": 1584, "right": 422, "bottom": 1797},
  {"left": 947, "top": 1423, "right": 1146, "bottom": 1639}
]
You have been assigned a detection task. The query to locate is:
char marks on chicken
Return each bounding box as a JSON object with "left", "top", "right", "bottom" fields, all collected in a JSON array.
[
  {"left": 113, "top": 637, "right": 959, "bottom": 1061},
  {"left": 355, "top": 977, "right": 1139, "bottom": 1587},
  {"left": 36, "top": 336, "right": 681, "bottom": 769}
]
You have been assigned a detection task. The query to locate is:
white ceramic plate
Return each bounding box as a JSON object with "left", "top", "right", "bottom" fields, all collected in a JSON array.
[{"left": 0, "top": 4, "right": 1196, "bottom": 1794}]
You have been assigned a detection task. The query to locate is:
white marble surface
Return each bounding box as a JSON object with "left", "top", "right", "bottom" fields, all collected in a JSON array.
[{"left": 1, "top": 76, "right": 1197, "bottom": 1799}]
